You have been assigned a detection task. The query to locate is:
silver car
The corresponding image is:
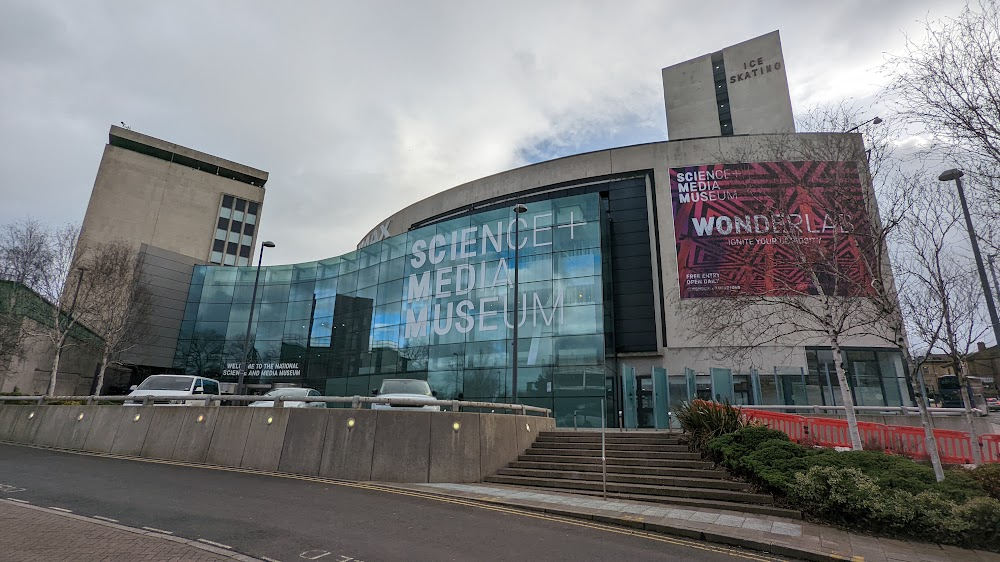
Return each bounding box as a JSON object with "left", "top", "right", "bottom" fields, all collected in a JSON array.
[
  {"left": 248, "top": 388, "right": 326, "bottom": 408},
  {"left": 371, "top": 379, "right": 441, "bottom": 411}
]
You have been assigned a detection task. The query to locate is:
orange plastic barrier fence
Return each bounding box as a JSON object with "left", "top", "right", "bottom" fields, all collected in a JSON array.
[
  {"left": 743, "top": 409, "right": 807, "bottom": 442},
  {"left": 739, "top": 406, "right": 999, "bottom": 464},
  {"left": 885, "top": 425, "right": 930, "bottom": 460},
  {"left": 806, "top": 417, "right": 851, "bottom": 448},
  {"left": 982, "top": 435, "right": 1000, "bottom": 463},
  {"left": 933, "top": 429, "right": 976, "bottom": 464}
]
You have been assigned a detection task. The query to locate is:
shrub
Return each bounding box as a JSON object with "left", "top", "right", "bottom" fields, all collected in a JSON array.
[
  {"left": 741, "top": 440, "right": 825, "bottom": 494},
  {"left": 706, "top": 425, "right": 790, "bottom": 469},
  {"left": 789, "top": 466, "right": 885, "bottom": 526},
  {"left": 817, "top": 450, "right": 983, "bottom": 503},
  {"left": 969, "top": 463, "right": 1000, "bottom": 501},
  {"left": 955, "top": 497, "right": 1000, "bottom": 550},
  {"left": 674, "top": 399, "right": 747, "bottom": 451}
]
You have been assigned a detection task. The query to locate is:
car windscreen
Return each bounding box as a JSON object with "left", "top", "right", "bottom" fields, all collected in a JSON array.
[
  {"left": 264, "top": 388, "right": 310, "bottom": 398},
  {"left": 135, "top": 376, "right": 193, "bottom": 391},
  {"left": 380, "top": 380, "right": 432, "bottom": 396}
]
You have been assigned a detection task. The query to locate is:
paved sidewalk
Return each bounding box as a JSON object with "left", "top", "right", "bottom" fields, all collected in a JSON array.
[
  {"left": 0, "top": 500, "right": 261, "bottom": 562},
  {"left": 386, "top": 482, "right": 1000, "bottom": 562}
]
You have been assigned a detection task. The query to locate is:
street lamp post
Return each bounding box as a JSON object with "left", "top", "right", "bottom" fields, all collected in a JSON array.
[
  {"left": 938, "top": 170, "right": 1000, "bottom": 346},
  {"left": 238, "top": 241, "right": 276, "bottom": 396},
  {"left": 511, "top": 203, "right": 527, "bottom": 404},
  {"left": 845, "top": 116, "right": 882, "bottom": 133}
]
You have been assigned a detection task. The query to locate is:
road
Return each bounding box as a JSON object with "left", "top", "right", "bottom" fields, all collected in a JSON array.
[{"left": 0, "top": 444, "right": 785, "bottom": 562}]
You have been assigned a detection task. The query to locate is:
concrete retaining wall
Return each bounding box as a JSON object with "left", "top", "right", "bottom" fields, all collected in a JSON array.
[{"left": 0, "top": 404, "right": 555, "bottom": 483}]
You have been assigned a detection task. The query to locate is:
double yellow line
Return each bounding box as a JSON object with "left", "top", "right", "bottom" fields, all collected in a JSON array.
[{"left": 5, "top": 442, "right": 788, "bottom": 561}]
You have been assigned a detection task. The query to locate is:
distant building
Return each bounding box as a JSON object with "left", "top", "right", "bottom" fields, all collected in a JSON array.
[
  {"left": 0, "top": 281, "right": 103, "bottom": 395},
  {"left": 919, "top": 353, "right": 956, "bottom": 398},
  {"left": 662, "top": 30, "right": 795, "bottom": 140},
  {"left": 74, "top": 126, "right": 270, "bottom": 386},
  {"left": 78, "top": 125, "right": 269, "bottom": 266},
  {"left": 967, "top": 342, "right": 999, "bottom": 397}
]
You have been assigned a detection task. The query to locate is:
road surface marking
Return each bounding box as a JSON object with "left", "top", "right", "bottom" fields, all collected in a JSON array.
[
  {"left": 300, "top": 550, "right": 331, "bottom": 559},
  {"left": 198, "top": 538, "right": 233, "bottom": 549},
  {"left": 261, "top": 557, "right": 284, "bottom": 562},
  {"left": 142, "top": 526, "right": 173, "bottom": 534},
  {"left": 93, "top": 516, "right": 118, "bottom": 523},
  {"left": 48, "top": 506, "right": 72, "bottom": 513},
  {"left": 0, "top": 483, "right": 26, "bottom": 493},
  {"left": 2, "top": 443, "right": 786, "bottom": 562}
]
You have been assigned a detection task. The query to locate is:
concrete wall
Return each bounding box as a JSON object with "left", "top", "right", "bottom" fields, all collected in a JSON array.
[
  {"left": 78, "top": 128, "right": 266, "bottom": 265},
  {"left": 0, "top": 404, "right": 555, "bottom": 483},
  {"left": 124, "top": 245, "right": 202, "bottom": 369}
]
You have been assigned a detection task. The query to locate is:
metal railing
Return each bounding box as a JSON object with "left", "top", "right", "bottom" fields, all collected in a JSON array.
[
  {"left": 733, "top": 404, "right": 986, "bottom": 416},
  {"left": 0, "top": 394, "right": 552, "bottom": 416}
]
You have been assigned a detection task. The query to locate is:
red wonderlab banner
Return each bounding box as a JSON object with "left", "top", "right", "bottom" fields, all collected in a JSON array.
[{"left": 670, "top": 161, "right": 872, "bottom": 299}]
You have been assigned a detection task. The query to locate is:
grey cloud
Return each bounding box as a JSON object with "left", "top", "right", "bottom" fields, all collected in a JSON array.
[{"left": 0, "top": 0, "right": 969, "bottom": 266}]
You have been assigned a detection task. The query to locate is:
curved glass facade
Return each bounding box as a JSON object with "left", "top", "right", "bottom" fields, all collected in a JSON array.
[{"left": 173, "top": 193, "right": 612, "bottom": 418}]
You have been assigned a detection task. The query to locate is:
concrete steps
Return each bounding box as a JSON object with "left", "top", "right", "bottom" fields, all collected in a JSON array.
[
  {"left": 508, "top": 461, "right": 729, "bottom": 479},
  {"left": 517, "top": 454, "right": 716, "bottom": 470},
  {"left": 525, "top": 447, "right": 703, "bottom": 460},
  {"left": 493, "top": 467, "right": 753, "bottom": 491},
  {"left": 487, "top": 430, "right": 799, "bottom": 518},
  {"left": 484, "top": 474, "right": 773, "bottom": 504}
]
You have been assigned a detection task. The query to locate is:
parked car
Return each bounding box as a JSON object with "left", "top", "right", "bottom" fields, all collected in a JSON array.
[
  {"left": 248, "top": 388, "right": 326, "bottom": 408},
  {"left": 125, "top": 375, "right": 220, "bottom": 405},
  {"left": 370, "top": 379, "right": 440, "bottom": 411},
  {"left": 987, "top": 397, "right": 1000, "bottom": 412}
]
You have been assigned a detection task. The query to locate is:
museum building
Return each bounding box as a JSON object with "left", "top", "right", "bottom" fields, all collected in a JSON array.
[{"left": 167, "top": 31, "right": 912, "bottom": 426}]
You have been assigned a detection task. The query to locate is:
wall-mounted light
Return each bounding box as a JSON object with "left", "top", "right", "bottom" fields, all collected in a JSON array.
[
  {"left": 133, "top": 413, "right": 141, "bottom": 422},
  {"left": 27, "top": 412, "right": 34, "bottom": 420},
  {"left": 525, "top": 423, "right": 531, "bottom": 432},
  {"left": 196, "top": 414, "right": 205, "bottom": 423},
  {"left": 266, "top": 415, "right": 274, "bottom": 425},
  {"left": 347, "top": 418, "right": 356, "bottom": 429},
  {"left": 77, "top": 413, "right": 85, "bottom": 421},
  {"left": 452, "top": 421, "right": 461, "bottom": 432}
]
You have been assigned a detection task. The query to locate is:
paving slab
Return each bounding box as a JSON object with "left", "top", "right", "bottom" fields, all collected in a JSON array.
[{"left": 384, "top": 481, "right": 1000, "bottom": 562}]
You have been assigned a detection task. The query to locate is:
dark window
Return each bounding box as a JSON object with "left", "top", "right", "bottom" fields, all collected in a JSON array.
[
  {"left": 226, "top": 242, "right": 238, "bottom": 255},
  {"left": 248, "top": 201, "right": 259, "bottom": 215},
  {"left": 217, "top": 217, "right": 229, "bottom": 229},
  {"left": 222, "top": 195, "right": 234, "bottom": 208},
  {"left": 239, "top": 245, "right": 252, "bottom": 258},
  {"left": 243, "top": 223, "right": 255, "bottom": 236},
  {"left": 235, "top": 199, "right": 246, "bottom": 212},
  {"left": 230, "top": 220, "right": 243, "bottom": 232},
  {"left": 213, "top": 239, "right": 225, "bottom": 252}
]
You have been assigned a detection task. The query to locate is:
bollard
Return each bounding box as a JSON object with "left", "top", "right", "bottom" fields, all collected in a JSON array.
[
  {"left": 143, "top": 395, "right": 153, "bottom": 406},
  {"left": 573, "top": 410, "right": 578, "bottom": 430},
  {"left": 451, "top": 400, "right": 460, "bottom": 412},
  {"left": 274, "top": 396, "right": 283, "bottom": 408},
  {"left": 352, "top": 395, "right": 361, "bottom": 409}
]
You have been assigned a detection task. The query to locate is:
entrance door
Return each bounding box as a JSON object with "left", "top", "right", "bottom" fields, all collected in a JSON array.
[
  {"left": 605, "top": 374, "right": 620, "bottom": 428},
  {"left": 636, "top": 375, "right": 654, "bottom": 428}
]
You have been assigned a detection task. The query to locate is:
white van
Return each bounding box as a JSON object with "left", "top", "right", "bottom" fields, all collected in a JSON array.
[{"left": 125, "top": 374, "right": 221, "bottom": 405}]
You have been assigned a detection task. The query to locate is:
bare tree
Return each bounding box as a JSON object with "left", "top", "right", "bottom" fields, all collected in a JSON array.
[
  {"left": 883, "top": 0, "right": 1000, "bottom": 219},
  {"left": 679, "top": 114, "right": 905, "bottom": 450},
  {"left": 77, "top": 242, "right": 154, "bottom": 394},
  {"left": 899, "top": 186, "right": 991, "bottom": 465},
  {"left": 27, "top": 223, "right": 91, "bottom": 396},
  {"left": 881, "top": 174, "right": 966, "bottom": 479},
  {"left": 0, "top": 219, "right": 54, "bottom": 382}
]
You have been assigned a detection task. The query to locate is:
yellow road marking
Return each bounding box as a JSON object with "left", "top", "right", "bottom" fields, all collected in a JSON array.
[{"left": 3, "top": 442, "right": 790, "bottom": 561}]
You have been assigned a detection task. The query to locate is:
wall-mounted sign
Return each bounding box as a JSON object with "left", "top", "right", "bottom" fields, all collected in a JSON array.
[{"left": 670, "top": 161, "right": 873, "bottom": 298}]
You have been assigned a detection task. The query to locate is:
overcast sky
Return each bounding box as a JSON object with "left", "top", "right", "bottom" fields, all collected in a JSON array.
[{"left": 0, "top": 0, "right": 965, "bottom": 265}]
